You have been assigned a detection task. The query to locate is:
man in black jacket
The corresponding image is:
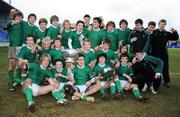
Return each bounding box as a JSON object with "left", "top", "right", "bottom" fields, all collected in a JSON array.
[
  {"left": 150, "top": 19, "right": 179, "bottom": 87},
  {"left": 129, "top": 19, "right": 149, "bottom": 54},
  {"left": 132, "top": 51, "right": 164, "bottom": 93}
]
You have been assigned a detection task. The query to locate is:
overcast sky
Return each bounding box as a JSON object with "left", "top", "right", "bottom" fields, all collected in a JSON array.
[{"left": 4, "top": 0, "right": 180, "bottom": 32}]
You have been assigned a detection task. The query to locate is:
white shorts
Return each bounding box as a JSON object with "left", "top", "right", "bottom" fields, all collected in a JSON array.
[
  {"left": 8, "top": 46, "right": 22, "bottom": 59},
  {"left": 58, "top": 82, "right": 65, "bottom": 90},
  {"left": 120, "top": 80, "right": 128, "bottom": 88},
  {"left": 75, "top": 85, "right": 90, "bottom": 94},
  {"left": 100, "top": 81, "right": 106, "bottom": 87},
  {"left": 31, "top": 83, "right": 40, "bottom": 96}
]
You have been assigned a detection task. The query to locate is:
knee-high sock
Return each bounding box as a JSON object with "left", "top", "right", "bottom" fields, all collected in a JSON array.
[
  {"left": 114, "top": 79, "right": 123, "bottom": 92},
  {"left": 15, "top": 68, "right": 22, "bottom": 84},
  {"left": 132, "top": 88, "right": 141, "bottom": 97},
  {"left": 8, "top": 70, "right": 14, "bottom": 85},
  {"left": 52, "top": 89, "right": 63, "bottom": 101},
  {"left": 25, "top": 85, "right": 33, "bottom": 105},
  {"left": 100, "top": 87, "right": 106, "bottom": 95},
  {"left": 110, "top": 83, "right": 116, "bottom": 95}
]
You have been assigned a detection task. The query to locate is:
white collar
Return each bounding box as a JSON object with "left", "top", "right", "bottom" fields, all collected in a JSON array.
[
  {"left": 107, "top": 29, "right": 115, "bottom": 33},
  {"left": 120, "top": 28, "right": 126, "bottom": 31},
  {"left": 51, "top": 25, "right": 58, "bottom": 29},
  {"left": 93, "top": 28, "right": 100, "bottom": 31},
  {"left": 28, "top": 22, "right": 34, "bottom": 26},
  {"left": 102, "top": 48, "right": 109, "bottom": 52},
  {"left": 26, "top": 45, "right": 32, "bottom": 49},
  {"left": 65, "top": 29, "right": 70, "bottom": 32},
  {"left": 56, "top": 68, "right": 63, "bottom": 72},
  {"left": 39, "top": 27, "right": 45, "bottom": 32},
  {"left": 121, "top": 63, "right": 128, "bottom": 66},
  {"left": 98, "top": 63, "right": 105, "bottom": 67},
  {"left": 77, "top": 65, "right": 85, "bottom": 69},
  {"left": 76, "top": 30, "right": 83, "bottom": 34},
  {"left": 83, "top": 50, "right": 90, "bottom": 53},
  {"left": 40, "top": 65, "right": 46, "bottom": 69},
  {"left": 55, "top": 48, "right": 61, "bottom": 50}
]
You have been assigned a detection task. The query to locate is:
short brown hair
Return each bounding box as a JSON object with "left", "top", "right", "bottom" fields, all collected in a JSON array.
[
  {"left": 50, "top": 15, "right": 59, "bottom": 24},
  {"left": 13, "top": 10, "right": 23, "bottom": 20},
  {"left": 39, "top": 18, "right": 48, "bottom": 25},
  {"left": 158, "top": 19, "right": 167, "bottom": 25},
  {"left": 106, "top": 21, "right": 116, "bottom": 29},
  {"left": 148, "top": 21, "right": 156, "bottom": 27}
]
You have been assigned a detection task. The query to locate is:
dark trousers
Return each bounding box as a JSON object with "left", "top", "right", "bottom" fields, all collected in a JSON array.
[
  {"left": 155, "top": 53, "right": 170, "bottom": 84},
  {"left": 133, "top": 74, "right": 161, "bottom": 91}
]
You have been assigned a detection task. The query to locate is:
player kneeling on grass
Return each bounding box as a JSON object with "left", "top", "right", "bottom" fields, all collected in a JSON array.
[
  {"left": 117, "top": 53, "right": 147, "bottom": 102},
  {"left": 64, "top": 54, "right": 101, "bottom": 102},
  {"left": 93, "top": 53, "right": 125, "bottom": 99},
  {"left": 20, "top": 55, "right": 70, "bottom": 112}
]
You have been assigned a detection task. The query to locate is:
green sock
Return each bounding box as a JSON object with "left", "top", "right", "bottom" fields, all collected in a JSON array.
[
  {"left": 52, "top": 89, "right": 63, "bottom": 101},
  {"left": 59, "top": 88, "right": 65, "bottom": 93},
  {"left": 132, "top": 88, "right": 141, "bottom": 97},
  {"left": 114, "top": 79, "right": 123, "bottom": 92},
  {"left": 81, "top": 95, "right": 87, "bottom": 101},
  {"left": 110, "top": 83, "right": 116, "bottom": 95},
  {"left": 25, "top": 86, "right": 33, "bottom": 105},
  {"left": 100, "top": 87, "right": 106, "bottom": 95},
  {"left": 14, "top": 79, "right": 23, "bottom": 85},
  {"left": 8, "top": 70, "right": 14, "bottom": 85},
  {"left": 15, "top": 68, "right": 22, "bottom": 84}
]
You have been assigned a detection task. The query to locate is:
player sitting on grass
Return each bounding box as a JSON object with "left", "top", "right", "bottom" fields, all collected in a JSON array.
[
  {"left": 51, "top": 59, "right": 74, "bottom": 100},
  {"left": 20, "top": 55, "right": 70, "bottom": 112},
  {"left": 64, "top": 54, "right": 101, "bottom": 102},
  {"left": 93, "top": 53, "right": 125, "bottom": 99},
  {"left": 116, "top": 53, "right": 147, "bottom": 102}
]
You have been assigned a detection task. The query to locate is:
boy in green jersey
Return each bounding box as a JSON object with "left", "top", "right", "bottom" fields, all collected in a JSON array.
[
  {"left": 93, "top": 53, "right": 124, "bottom": 99},
  {"left": 86, "top": 17, "right": 105, "bottom": 50},
  {"left": 105, "top": 21, "right": 119, "bottom": 51},
  {"left": 68, "top": 20, "right": 87, "bottom": 49},
  {"left": 80, "top": 39, "right": 95, "bottom": 69},
  {"left": 116, "top": 19, "right": 132, "bottom": 45},
  {"left": 46, "top": 15, "right": 61, "bottom": 41},
  {"left": 33, "top": 18, "right": 48, "bottom": 44},
  {"left": 95, "top": 39, "right": 119, "bottom": 67},
  {"left": 117, "top": 53, "right": 147, "bottom": 102},
  {"left": 21, "top": 55, "right": 70, "bottom": 112},
  {"left": 60, "top": 19, "right": 71, "bottom": 49},
  {"left": 64, "top": 54, "right": 101, "bottom": 102},
  {"left": 50, "top": 38, "right": 64, "bottom": 65},
  {"left": 6, "top": 11, "right": 24, "bottom": 91},
  {"left": 22, "top": 13, "right": 38, "bottom": 45},
  {"left": 13, "top": 35, "right": 38, "bottom": 86}
]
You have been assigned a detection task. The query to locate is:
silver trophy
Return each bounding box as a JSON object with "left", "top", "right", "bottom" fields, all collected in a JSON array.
[{"left": 62, "top": 49, "right": 79, "bottom": 81}]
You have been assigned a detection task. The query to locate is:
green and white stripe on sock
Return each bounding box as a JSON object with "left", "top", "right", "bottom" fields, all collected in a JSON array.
[
  {"left": 132, "top": 87, "right": 141, "bottom": 98},
  {"left": 25, "top": 85, "right": 33, "bottom": 105},
  {"left": 110, "top": 83, "right": 116, "bottom": 95},
  {"left": 52, "top": 89, "right": 63, "bottom": 101},
  {"left": 114, "top": 78, "right": 123, "bottom": 92}
]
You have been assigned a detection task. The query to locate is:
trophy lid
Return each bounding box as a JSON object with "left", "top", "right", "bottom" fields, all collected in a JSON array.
[{"left": 65, "top": 57, "right": 75, "bottom": 63}]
